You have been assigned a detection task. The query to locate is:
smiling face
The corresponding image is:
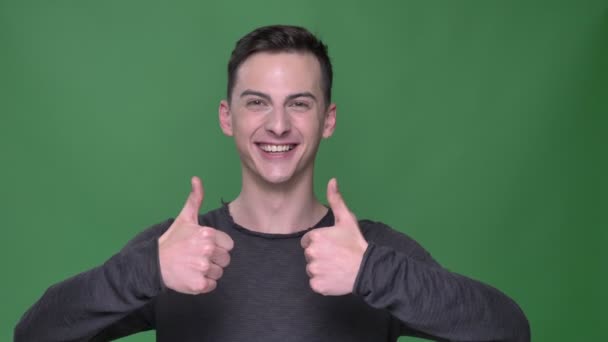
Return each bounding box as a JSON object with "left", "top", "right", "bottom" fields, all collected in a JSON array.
[{"left": 219, "top": 52, "right": 336, "bottom": 186}]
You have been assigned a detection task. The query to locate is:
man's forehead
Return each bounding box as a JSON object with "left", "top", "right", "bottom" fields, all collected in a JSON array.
[
  {"left": 239, "top": 51, "right": 321, "bottom": 69},
  {"left": 233, "top": 52, "right": 323, "bottom": 96}
]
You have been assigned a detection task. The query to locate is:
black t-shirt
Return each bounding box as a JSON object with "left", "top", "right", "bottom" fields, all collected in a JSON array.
[{"left": 15, "top": 205, "right": 530, "bottom": 341}]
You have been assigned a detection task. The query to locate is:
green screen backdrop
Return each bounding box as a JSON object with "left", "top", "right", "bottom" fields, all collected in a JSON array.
[{"left": 1, "top": 1, "right": 606, "bottom": 341}]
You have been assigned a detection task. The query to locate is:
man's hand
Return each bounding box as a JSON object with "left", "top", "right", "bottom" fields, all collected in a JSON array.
[
  {"left": 158, "top": 176, "right": 234, "bottom": 295},
  {"left": 301, "top": 178, "right": 369, "bottom": 296}
]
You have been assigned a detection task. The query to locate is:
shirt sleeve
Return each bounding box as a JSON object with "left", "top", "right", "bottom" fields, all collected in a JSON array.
[
  {"left": 354, "top": 221, "right": 530, "bottom": 342},
  {"left": 14, "top": 219, "right": 172, "bottom": 342}
]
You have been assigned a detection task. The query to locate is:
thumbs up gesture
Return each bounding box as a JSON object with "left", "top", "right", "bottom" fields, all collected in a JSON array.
[
  {"left": 158, "top": 177, "right": 234, "bottom": 295},
  {"left": 300, "top": 178, "right": 369, "bottom": 296}
]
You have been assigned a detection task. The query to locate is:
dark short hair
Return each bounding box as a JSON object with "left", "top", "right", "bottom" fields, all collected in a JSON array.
[{"left": 227, "top": 25, "right": 333, "bottom": 106}]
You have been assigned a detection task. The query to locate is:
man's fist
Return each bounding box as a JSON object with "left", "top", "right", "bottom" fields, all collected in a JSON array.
[
  {"left": 300, "top": 178, "right": 369, "bottom": 296},
  {"left": 158, "top": 176, "right": 234, "bottom": 295}
]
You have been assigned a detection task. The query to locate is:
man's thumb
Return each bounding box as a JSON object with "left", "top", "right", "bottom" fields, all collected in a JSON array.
[
  {"left": 177, "top": 176, "right": 204, "bottom": 223},
  {"left": 327, "top": 178, "right": 350, "bottom": 223}
]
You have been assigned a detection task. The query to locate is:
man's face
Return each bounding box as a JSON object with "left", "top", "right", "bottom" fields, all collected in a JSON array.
[{"left": 219, "top": 52, "right": 336, "bottom": 185}]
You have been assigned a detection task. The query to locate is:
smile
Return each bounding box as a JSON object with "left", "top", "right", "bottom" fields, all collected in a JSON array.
[{"left": 257, "top": 144, "right": 297, "bottom": 153}]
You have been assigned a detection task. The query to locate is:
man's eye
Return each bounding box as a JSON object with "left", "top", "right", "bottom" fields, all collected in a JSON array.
[
  {"left": 248, "top": 100, "right": 262, "bottom": 105},
  {"left": 290, "top": 101, "right": 310, "bottom": 109},
  {"left": 246, "top": 99, "right": 267, "bottom": 108}
]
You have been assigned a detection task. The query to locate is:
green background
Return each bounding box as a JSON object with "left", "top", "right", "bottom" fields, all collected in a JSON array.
[{"left": 2, "top": 1, "right": 606, "bottom": 340}]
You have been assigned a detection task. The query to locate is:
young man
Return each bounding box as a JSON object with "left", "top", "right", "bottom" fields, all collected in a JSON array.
[{"left": 15, "top": 25, "right": 530, "bottom": 341}]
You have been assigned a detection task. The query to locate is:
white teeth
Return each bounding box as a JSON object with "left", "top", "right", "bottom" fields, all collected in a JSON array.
[{"left": 259, "top": 144, "right": 294, "bottom": 153}]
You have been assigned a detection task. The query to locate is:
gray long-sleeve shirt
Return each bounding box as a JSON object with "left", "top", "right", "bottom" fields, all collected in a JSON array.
[{"left": 15, "top": 205, "right": 530, "bottom": 341}]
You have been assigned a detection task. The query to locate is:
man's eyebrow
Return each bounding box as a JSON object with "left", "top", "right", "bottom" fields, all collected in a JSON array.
[
  {"left": 285, "top": 92, "right": 317, "bottom": 102},
  {"left": 240, "top": 90, "right": 271, "bottom": 101},
  {"left": 240, "top": 90, "right": 318, "bottom": 104}
]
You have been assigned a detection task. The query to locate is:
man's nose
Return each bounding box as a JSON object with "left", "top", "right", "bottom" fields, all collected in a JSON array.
[{"left": 264, "top": 108, "right": 291, "bottom": 136}]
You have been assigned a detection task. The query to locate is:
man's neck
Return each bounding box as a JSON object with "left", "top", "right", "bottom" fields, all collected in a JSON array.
[{"left": 228, "top": 170, "right": 328, "bottom": 234}]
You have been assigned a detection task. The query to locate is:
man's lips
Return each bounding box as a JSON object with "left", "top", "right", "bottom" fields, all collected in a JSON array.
[{"left": 255, "top": 143, "right": 298, "bottom": 153}]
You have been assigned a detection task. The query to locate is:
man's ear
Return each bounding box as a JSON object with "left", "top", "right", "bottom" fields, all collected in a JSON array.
[
  {"left": 219, "top": 100, "right": 233, "bottom": 136},
  {"left": 322, "top": 103, "right": 337, "bottom": 138}
]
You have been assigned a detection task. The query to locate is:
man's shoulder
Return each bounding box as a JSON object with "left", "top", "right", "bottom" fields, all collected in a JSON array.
[
  {"left": 121, "top": 218, "right": 173, "bottom": 250},
  {"left": 357, "top": 218, "right": 411, "bottom": 243},
  {"left": 357, "top": 218, "right": 437, "bottom": 265},
  {"left": 198, "top": 204, "right": 232, "bottom": 230},
  {"left": 122, "top": 205, "right": 229, "bottom": 250}
]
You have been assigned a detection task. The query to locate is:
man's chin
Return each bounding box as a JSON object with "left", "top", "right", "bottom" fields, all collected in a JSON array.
[
  {"left": 244, "top": 161, "right": 309, "bottom": 186},
  {"left": 256, "top": 167, "right": 304, "bottom": 186},
  {"left": 261, "top": 173, "right": 295, "bottom": 185}
]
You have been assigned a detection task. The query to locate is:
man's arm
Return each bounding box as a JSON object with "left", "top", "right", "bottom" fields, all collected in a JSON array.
[
  {"left": 14, "top": 220, "right": 170, "bottom": 342},
  {"left": 301, "top": 179, "right": 530, "bottom": 342},
  {"left": 355, "top": 221, "right": 530, "bottom": 342},
  {"left": 15, "top": 177, "right": 233, "bottom": 341}
]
